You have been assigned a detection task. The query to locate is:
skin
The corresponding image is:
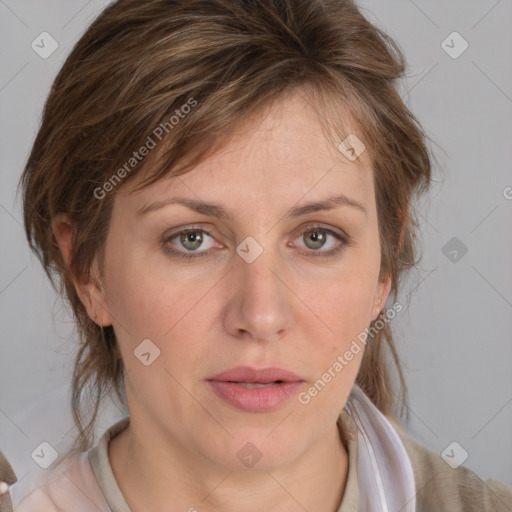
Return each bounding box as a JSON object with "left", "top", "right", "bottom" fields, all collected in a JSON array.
[{"left": 53, "top": 87, "right": 391, "bottom": 512}]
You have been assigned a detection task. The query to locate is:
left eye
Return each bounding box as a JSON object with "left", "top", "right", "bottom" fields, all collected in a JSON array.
[{"left": 291, "top": 226, "right": 346, "bottom": 254}]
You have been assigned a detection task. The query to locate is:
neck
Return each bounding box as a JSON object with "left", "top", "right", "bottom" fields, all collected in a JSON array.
[{"left": 109, "top": 418, "right": 349, "bottom": 512}]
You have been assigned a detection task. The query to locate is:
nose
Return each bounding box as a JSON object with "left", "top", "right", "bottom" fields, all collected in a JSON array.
[{"left": 221, "top": 244, "right": 293, "bottom": 344}]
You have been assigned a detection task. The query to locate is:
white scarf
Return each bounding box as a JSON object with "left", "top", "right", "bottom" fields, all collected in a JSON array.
[{"left": 344, "top": 384, "right": 416, "bottom": 512}]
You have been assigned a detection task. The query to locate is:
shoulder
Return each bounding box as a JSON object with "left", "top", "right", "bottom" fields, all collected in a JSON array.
[
  {"left": 386, "top": 416, "right": 512, "bottom": 512},
  {"left": 10, "top": 450, "right": 111, "bottom": 512}
]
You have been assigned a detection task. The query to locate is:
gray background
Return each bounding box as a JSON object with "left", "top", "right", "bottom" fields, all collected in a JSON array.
[{"left": 1, "top": 0, "right": 511, "bottom": 489}]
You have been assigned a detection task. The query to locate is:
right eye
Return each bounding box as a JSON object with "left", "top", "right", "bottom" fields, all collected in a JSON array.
[{"left": 162, "top": 227, "right": 220, "bottom": 260}]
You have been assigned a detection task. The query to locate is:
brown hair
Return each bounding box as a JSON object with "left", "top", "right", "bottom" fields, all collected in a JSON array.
[{"left": 19, "top": 0, "right": 434, "bottom": 451}]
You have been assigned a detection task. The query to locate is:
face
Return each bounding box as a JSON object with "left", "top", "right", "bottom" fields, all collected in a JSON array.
[{"left": 83, "top": 88, "right": 390, "bottom": 471}]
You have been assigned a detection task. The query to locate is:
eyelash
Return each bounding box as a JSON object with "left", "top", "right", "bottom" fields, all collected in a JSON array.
[{"left": 161, "top": 224, "right": 351, "bottom": 261}]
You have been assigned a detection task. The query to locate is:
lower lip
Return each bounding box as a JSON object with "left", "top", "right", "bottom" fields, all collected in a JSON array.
[{"left": 207, "top": 380, "right": 303, "bottom": 412}]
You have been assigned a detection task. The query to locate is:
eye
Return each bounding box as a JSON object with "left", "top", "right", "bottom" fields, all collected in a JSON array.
[
  {"left": 162, "top": 227, "right": 218, "bottom": 259},
  {"left": 291, "top": 225, "right": 349, "bottom": 258}
]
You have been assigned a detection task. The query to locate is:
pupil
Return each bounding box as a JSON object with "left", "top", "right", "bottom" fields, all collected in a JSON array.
[
  {"left": 182, "top": 231, "right": 202, "bottom": 249},
  {"left": 308, "top": 229, "right": 324, "bottom": 248}
]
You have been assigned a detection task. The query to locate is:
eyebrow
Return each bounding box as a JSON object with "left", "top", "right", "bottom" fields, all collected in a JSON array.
[{"left": 136, "top": 194, "right": 367, "bottom": 220}]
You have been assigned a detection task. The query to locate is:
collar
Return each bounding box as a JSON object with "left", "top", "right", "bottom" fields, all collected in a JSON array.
[{"left": 343, "top": 385, "right": 417, "bottom": 512}]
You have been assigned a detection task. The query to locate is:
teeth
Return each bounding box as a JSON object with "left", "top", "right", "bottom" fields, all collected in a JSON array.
[{"left": 236, "top": 382, "right": 279, "bottom": 389}]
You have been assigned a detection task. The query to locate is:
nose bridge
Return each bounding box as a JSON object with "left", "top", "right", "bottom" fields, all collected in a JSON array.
[
  {"left": 225, "top": 239, "right": 292, "bottom": 340},
  {"left": 239, "top": 239, "right": 284, "bottom": 307},
  {"left": 241, "top": 245, "right": 280, "bottom": 294}
]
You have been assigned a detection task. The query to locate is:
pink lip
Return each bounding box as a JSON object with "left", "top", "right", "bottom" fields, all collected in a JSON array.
[
  {"left": 209, "top": 366, "right": 303, "bottom": 383},
  {"left": 207, "top": 366, "right": 304, "bottom": 412}
]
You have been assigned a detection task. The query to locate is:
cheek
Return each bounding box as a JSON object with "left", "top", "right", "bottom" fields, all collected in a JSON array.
[
  {"left": 293, "top": 281, "right": 374, "bottom": 423},
  {"left": 296, "top": 259, "right": 379, "bottom": 400},
  {"left": 105, "top": 254, "right": 207, "bottom": 413},
  {"left": 102, "top": 245, "right": 214, "bottom": 375},
  {"left": 102, "top": 240, "right": 179, "bottom": 337},
  {"left": 310, "top": 263, "right": 378, "bottom": 339}
]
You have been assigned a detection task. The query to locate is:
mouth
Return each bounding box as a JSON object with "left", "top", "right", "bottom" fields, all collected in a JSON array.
[{"left": 207, "top": 366, "right": 304, "bottom": 412}]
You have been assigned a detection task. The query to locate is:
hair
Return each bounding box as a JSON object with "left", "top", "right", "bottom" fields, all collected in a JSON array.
[{"left": 19, "top": 0, "right": 434, "bottom": 451}]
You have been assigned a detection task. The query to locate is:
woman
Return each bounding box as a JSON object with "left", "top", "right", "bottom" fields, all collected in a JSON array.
[{"left": 6, "top": 0, "right": 511, "bottom": 510}]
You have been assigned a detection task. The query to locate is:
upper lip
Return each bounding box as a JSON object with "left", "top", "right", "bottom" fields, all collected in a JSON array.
[{"left": 208, "top": 366, "right": 303, "bottom": 383}]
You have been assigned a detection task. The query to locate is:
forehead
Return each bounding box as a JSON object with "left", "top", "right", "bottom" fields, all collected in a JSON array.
[{"left": 119, "top": 90, "right": 373, "bottom": 211}]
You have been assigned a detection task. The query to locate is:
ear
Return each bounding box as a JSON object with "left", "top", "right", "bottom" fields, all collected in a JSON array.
[
  {"left": 51, "top": 213, "right": 112, "bottom": 327},
  {"left": 372, "top": 273, "right": 392, "bottom": 322}
]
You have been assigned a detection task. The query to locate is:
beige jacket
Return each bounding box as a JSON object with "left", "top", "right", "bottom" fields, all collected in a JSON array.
[{"left": 9, "top": 413, "right": 512, "bottom": 511}]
